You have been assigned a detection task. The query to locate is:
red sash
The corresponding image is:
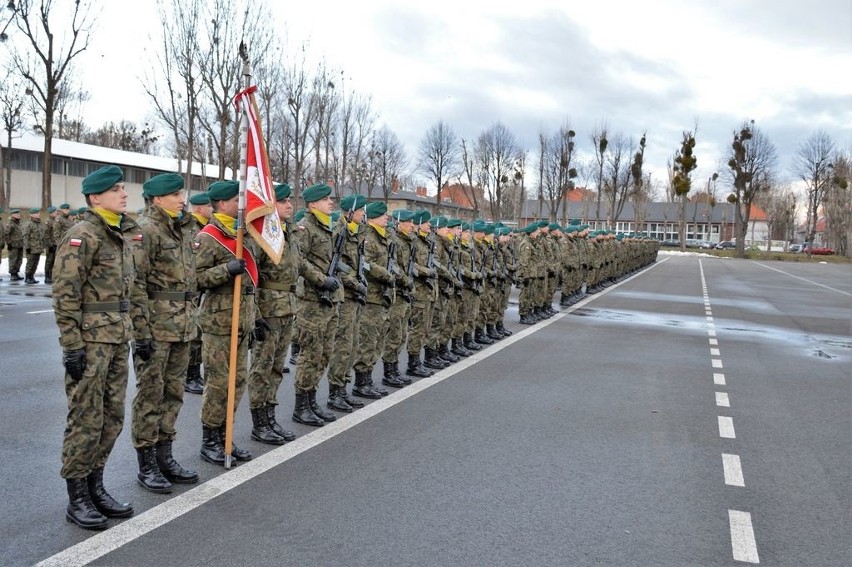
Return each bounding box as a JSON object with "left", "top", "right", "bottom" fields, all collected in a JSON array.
[{"left": 199, "top": 224, "right": 259, "bottom": 286}]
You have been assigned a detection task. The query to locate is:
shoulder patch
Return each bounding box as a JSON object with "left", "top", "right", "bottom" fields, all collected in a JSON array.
[
  {"left": 69, "top": 238, "right": 82, "bottom": 247},
  {"left": 132, "top": 234, "right": 144, "bottom": 241}
]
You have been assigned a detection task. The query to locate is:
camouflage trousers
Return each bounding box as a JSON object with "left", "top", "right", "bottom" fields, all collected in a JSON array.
[
  {"left": 45, "top": 246, "right": 56, "bottom": 279},
  {"left": 248, "top": 315, "right": 294, "bottom": 409},
  {"left": 518, "top": 280, "right": 535, "bottom": 315},
  {"left": 131, "top": 340, "right": 190, "bottom": 448},
  {"left": 442, "top": 292, "right": 460, "bottom": 344},
  {"left": 61, "top": 341, "right": 129, "bottom": 479},
  {"left": 201, "top": 332, "right": 249, "bottom": 428},
  {"left": 407, "top": 300, "right": 434, "bottom": 356},
  {"left": 454, "top": 289, "right": 474, "bottom": 338},
  {"left": 427, "top": 291, "right": 449, "bottom": 350},
  {"left": 496, "top": 282, "right": 510, "bottom": 323},
  {"left": 7, "top": 246, "right": 22, "bottom": 275},
  {"left": 476, "top": 283, "right": 496, "bottom": 328},
  {"left": 25, "top": 251, "right": 41, "bottom": 279},
  {"left": 327, "top": 300, "right": 361, "bottom": 387},
  {"left": 354, "top": 303, "right": 388, "bottom": 373},
  {"left": 294, "top": 299, "right": 338, "bottom": 393},
  {"left": 382, "top": 294, "right": 410, "bottom": 364},
  {"left": 460, "top": 287, "right": 480, "bottom": 333}
]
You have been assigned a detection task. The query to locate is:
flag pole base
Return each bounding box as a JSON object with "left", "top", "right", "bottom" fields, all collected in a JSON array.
[{"left": 225, "top": 455, "right": 232, "bottom": 469}]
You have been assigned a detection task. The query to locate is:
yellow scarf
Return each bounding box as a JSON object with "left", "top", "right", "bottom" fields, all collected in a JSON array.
[
  {"left": 191, "top": 212, "right": 208, "bottom": 226},
  {"left": 93, "top": 207, "right": 121, "bottom": 228},
  {"left": 311, "top": 209, "right": 331, "bottom": 228},
  {"left": 159, "top": 206, "right": 180, "bottom": 218},
  {"left": 212, "top": 212, "right": 237, "bottom": 235},
  {"left": 369, "top": 222, "right": 386, "bottom": 238},
  {"left": 347, "top": 221, "right": 359, "bottom": 235}
]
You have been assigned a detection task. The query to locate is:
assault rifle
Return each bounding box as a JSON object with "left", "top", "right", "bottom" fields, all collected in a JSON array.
[
  {"left": 443, "top": 244, "right": 455, "bottom": 298},
  {"left": 469, "top": 244, "right": 482, "bottom": 295},
  {"left": 355, "top": 239, "right": 367, "bottom": 305},
  {"left": 490, "top": 242, "right": 499, "bottom": 285},
  {"left": 387, "top": 240, "right": 410, "bottom": 303},
  {"left": 320, "top": 225, "right": 347, "bottom": 307}
]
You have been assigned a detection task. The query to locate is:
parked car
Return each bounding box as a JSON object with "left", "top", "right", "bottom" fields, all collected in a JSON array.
[
  {"left": 660, "top": 239, "right": 681, "bottom": 247},
  {"left": 715, "top": 241, "right": 736, "bottom": 250},
  {"left": 803, "top": 244, "right": 835, "bottom": 255},
  {"left": 788, "top": 244, "right": 803, "bottom": 253}
]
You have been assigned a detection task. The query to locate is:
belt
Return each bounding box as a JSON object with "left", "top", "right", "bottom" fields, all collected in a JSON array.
[
  {"left": 259, "top": 282, "right": 296, "bottom": 293},
  {"left": 211, "top": 285, "right": 255, "bottom": 295},
  {"left": 82, "top": 299, "right": 129, "bottom": 313},
  {"left": 148, "top": 290, "right": 197, "bottom": 301}
]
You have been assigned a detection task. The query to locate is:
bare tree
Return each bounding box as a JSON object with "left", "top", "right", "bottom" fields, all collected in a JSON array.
[
  {"left": 308, "top": 61, "right": 339, "bottom": 184},
  {"left": 726, "top": 120, "right": 778, "bottom": 256},
  {"left": 476, "top": 122, "right": 518, "bottom": 221},
  {"left": 604, "top": 133, "right": 645, "bottom": 227},
  {"left": 373, "top": 125, "right": 406, "bottom": 202},
  {"left": 672, "top": 130, "right": 697, "bottom": 251},
  {"left": 591, "top": 126, "right": 608, "bottom": 227},
  {"left": 820, "top": 150, "right": 849, "bottom": 256},
  {"left": 0, "top": 60, "right": 25, "bottom": 209},
  {"left": 418, "top": 120, "right": 460, "bottom": 213},
  {"left": 457, "top": 138, "right": 481, "bottom": 216},
  {"left": 281, "top": 44, "right": 318, "bottom": 202},
  {"left": 538, "top": 124, "right": 577, "bottom": 223},
  {"left": 8, "top": 0, "right": 96, "bottom": 208}
]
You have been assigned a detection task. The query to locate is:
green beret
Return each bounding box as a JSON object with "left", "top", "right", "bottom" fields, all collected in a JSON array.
[
  {"left": 274, "top": 183, "right": 292, "bottom": 201},
  {"left": 568, "top": 218, "right": 581, "bottom": 226},
  {"left": 294, "top": 208, "right": 306, "bottom": 222},
  {"left": 0, "top": 208, "right": 3, "bottom": 213},
  {"left": 29, "top": 207, "right": 40, "bottom": 214},
  {"left": 303, "top": 183, "right": 332, "bottom": 203},
  {"left": 330, "top": 211, "right": 341, "bottom": 223},
  {"left": 60, "top": 203, "right": 70, "bottom": 209},
  {"left": 446, "top": 217, "right": 462, "bottom": 228},
  {"left": 365, "top": 201, "right": 388, "bottom": 219},
  {"left": 461, "top": 221, "right": 471, "bottom": 231},
  {"left": 82, "top": 165, "right": 124, "bottom": 195},
  {"left": 10, "top": 208, "right": 20, "bottom": 214},
  {"left": 207, "top": 180, "right": 239, "bottom": 201},
  {"left": 413, "top": 209, "right": 431, "bottom": 224},
  {"left": 392, "top": 209, "right": 416, "bottom": 222},
  {"left": 431, "top": 215, "right": 448, "bottom": 228},
  {"left": 47, "top": 206, "right": 56, "bottom": 213},
  {"left": 548, "top": 222, "right": 561, "bottom": 230},
  {"left": 483, "top": 224, "right": 494, "bottom": 235},
  {"left": 189, "top": 193, "right": 211, "bottom": 205},
  {"left": 472, "top": 220, "right": 487, "bottom": 232},
  {"left": 143, "top": 173, "right": 184, "bottom": 197},
  {"left": 340, "top": 194, "right": 366, "bottom": 212}
]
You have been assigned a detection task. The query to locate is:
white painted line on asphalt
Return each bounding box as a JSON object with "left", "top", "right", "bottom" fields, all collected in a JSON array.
[
  {"left": 712, "top": 359, "right": 723, "bottom": 368},
  {"left": 754, "top": 262, "right": 851, "bottom": 296},
  {"left": 27, "top": 309, "right": 55, "bottom": 314},
  {"left": 729, "top": 510, "right": 760, "bottom": 563},
  {"left": 722, "top": 454, "right": 745, "bottom": 486},
  {"left": 709, "top": 338, "right": 718, "bottom": 345},
  {"left": 718, "top": 416, "right": 736, "bottom": 438},
  {"left": 706, "top": 316, "right": 714, "bottom": 322},
  {"left": 714, "top": 373, "right": 726, "bottom": 385},
  {"left": 716, "top": 392, "right": 730, "bottom": 407},
  {"left": 708, "top": 329, "right": 716, "bottom": 337},
  {"left": 710, "top": 348, "right": 720, "bottom": 356},
  {"left": 707, "top": 322, "right": 715, "bottom": 328}
]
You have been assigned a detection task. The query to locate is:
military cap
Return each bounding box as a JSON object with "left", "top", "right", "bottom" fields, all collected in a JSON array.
[
  {"left": 568, "top": 218, "right": 581, "bottom": 226},
  {"left": 294, "top": 208, "right": 306, "bottom": 222},
  {"left": 189, "top": 192, "right": 211, "bottom": 205},
  {"left": 446, "top": 217, "right": 462, "bottom": 228},
  {"left": 392, "top": 209, "right": 416, "bottom": 222},
  {"left": 472, "top": 220, "right": 487, "bottom": 232},
  {"left": 10, "top": 208, "right": 20, "bottom": 214},
  {"left": 548, "top": 222, "right": 561, "bottom": 230},
  {"left": 59, "top": 203, "right": 70, "bottom": 209},
  {"left": 431, "top": 215, "right": 448, "bottom": 228},
  {"left": 340, "top": 194, "right": 366, "bottom": 212},
  {"left": 386, "top": 217, "right": 396, "bottom": 229},
  {"left": 330, "top": 211, "right": 341, "bottom": 223},
  {"left": 274, "top": 183, "right": 292, "bottom": 201},
  {"left": 28, "top": 207, "right": 40, "bottom": 214},
  {"left": 461, "top": 221, "right": 471, "bottom": 231},
  {"left": 483, "top": 223, "right": 495, "bottom": 235},
  {"left": 207, "top": 180, "right": 240, "bottom": 201},
  {"left": 143, "top": 172, "right": 184, "bottom": 198},
  {"left": 413, "top": 209, "right": 431, "bottom": 224},
  {"left": 365, "top": 201, "right": 388, "bottom": 219},
  {"left": 0, "top": 207, "right": 3, "bottom": 213},
  {"left": 82, "top": 165, "right": 124, "bottom": 195},
  {"left": 303, "top": 183, "right": 332, "bottom": 203},
  {"left": 46, "top": 206, "right": 56, "bottom": 213}
]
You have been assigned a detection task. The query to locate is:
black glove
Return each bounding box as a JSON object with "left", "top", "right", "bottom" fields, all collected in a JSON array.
[
  {"left": 320, "top": 276, "right": 340, "bottom": 292},
  {"left": 253, "top": 318, "right": 271, "bottom": 342},
  {"left": 523, "top": 277, "right": 531, "bottom": 286},
  {"left": 135, "top": 338, "right": 153, "bottom": 361},
  {"left": 355, "top": 282, "right": 368, "bottom": 297},
  {"left": 226, "top": 259, "right": 246, "bottom": 276},
  {"left": 63, "top": 348, "right": 87, "bottom": 381}
]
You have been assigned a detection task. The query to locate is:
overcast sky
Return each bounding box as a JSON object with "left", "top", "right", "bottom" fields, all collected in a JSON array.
[{"left": 84, "top": 0, "right": 851, "bottom": 196}]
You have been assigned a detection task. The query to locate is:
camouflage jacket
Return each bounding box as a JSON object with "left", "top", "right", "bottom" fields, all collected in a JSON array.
[
  {"left": 4, "top": 218, "right": 23, "bottom": 247},
  {"left": 516, "top": 235, "right": 533, "bottom": 281},
  {"left": 52, "top": 211, "right": 144, "bottom": 351},
  {"left": 362, "top": 223, "right": 394, "bottom": 306},
  {"left": 411, "top": 230, "right": 437, "bottom": 303},
  {"left": 195, "top": 214, "right": 258, "bottom": 336},
  {"left": 132, "top": 206, "right": 198, "bottom": 342},
  {"left": 333, "top": 216, "right": 363, "bottom": 303},
  {"left": 53, "top": 214, "right": 76, "bottom": 246},
  {"left": 256, "top": 219, "right": 299, "bottom": 319},
  {"left": 25, "top": 218, "right": 50, "bottom": 253},
  {"left": 296, "top": 210, "right": 342, "bottom": 304},
  {"left": 390, "top": 229, "right": 415, "bottom": 296}
]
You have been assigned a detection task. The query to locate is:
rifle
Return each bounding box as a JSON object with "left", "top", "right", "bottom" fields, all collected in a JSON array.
[
  {"left": 443, "top": 243, "right": 455, "bottom": 297},
  {"left": 355, "top": 239, "right": 367, "bottom": 305},
  {"left": 469, "top": 242, "right": 482, "bottom": 295},
  {"left": 490, "top": 241, "right": 499, "bottom": 285},
  {"left": 320, "top": 225, "right": 347, "bottom": 307}
]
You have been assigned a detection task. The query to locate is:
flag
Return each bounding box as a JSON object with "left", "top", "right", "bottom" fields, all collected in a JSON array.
[{"left": 233, "top": 85, "right": 285, "bottom": 265}]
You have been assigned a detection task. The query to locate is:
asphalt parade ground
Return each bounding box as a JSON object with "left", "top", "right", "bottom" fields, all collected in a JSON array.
[{"left": 1, "top": 254, "right": 850, "bottom": 566}]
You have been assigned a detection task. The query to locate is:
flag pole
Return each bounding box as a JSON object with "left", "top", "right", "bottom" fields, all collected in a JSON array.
[{"left": 223, "top": 42, "right": 251, "bottom": 469}]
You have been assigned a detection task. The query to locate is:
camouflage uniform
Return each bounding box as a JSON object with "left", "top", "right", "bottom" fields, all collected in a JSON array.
[
  {"left": 185, "top": 213, "right": 207, "bottom": 393},
  {"left": 52, "top": 210, "right": 143, "bottom": 480},
  {"left": 382, "top": 228, "right": 414, "bottom": 373},
  {"left": 24, "top": 214, "right": 49, "bottom": 282},
  {"left": 407, "top": 230, "right": 438, "bottom": 368},
  {"left": 353, "top": 222, "right": 394, "bottom": 378},
  {"left": 4, "top": 215, "right": 24, "bottom": 278}
]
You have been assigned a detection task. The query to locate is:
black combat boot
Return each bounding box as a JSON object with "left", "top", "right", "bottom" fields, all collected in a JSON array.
[
  {"left": 66, "top": 478, "right": 108, "bottom": 530},
  {"left": 200, "top": 424, "right": 226, "bottom": 465},
  {"left": 136, "top": 447, "right": 172, "bottom": 494},
  {"left": 340, "top": 385, "right": 366, "bottom": 408},
  {"left": 184, "top": 363, "right": 204, "bottom": 394},
  {"left": 519, "top": 312, "right": 534, "bottom": 325},
  {"left": 250, "top": 407, "right": 287, "bottom": 444},
  {"left": 45, "top": 276, "right": 53, "bottom": 284},
  {"left": 353, "top": 370, "right": 383, "bottom": 399},
  {"left": 265, "top": 404, "right": 297, "bottom": 441},
  {"left": 406, "top": 353, "right": 433, "bottom": 378},
  {"left": 155, "top": 441, "right": 198, "bottom": 484},
  {"left": 327, "top": 385, "right": 355, "bottom": 413},
  {"left": 464, "top": 332, "right": 482, "bottom": 350},
  {"left": 486, "top": 324, "right": 503, "bottom": 341},
  {"left": 393, "top": 361, "right": 413, "bottom": 385},
  {"left": 288, "top": 342, "right": 301, "bottom": 365},
  {"left": 292, "top": 392, "right": 325, "bottom": 426},
  {"left": 10, "top": 273, "right": 22, "bottom": 281},
  {"left": 25, "top": 276, "right": 39, "bottom": 284},
  {"left": 475, "top": 328, "right": 494, "bottom": 345},
  {"left": 308, "top": 390, "right": 337, "bottom": 422},
  {"left": 496, "top": 321, "right": 512, "bottom": 337},
  {"left": 382, "top": 362, "right": 406, "bottom": 388},
  {"left": 86, "top": 467, "right": 134, "bottom": 518},
  {"left": 219, "top": 425, "right": 252, "bottom": 462},
  {"left": 440, "top": 342, "right": 460, "bottom": 363},
  {"left": 423, "top": 347, "right": 446, "bottom": 370},
  {"left": 452, "top": 337, "right": 472, "bottom": 357}
]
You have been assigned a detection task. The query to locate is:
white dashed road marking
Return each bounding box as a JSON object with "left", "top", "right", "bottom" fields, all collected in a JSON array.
[
  {"left": 722, "top": 453, "right": 745, "bottom": 487},
  {"left": 729, "top": 510, "right": 760, "bottom": 563}
]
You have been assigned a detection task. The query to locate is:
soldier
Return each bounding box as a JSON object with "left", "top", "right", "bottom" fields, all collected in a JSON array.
[
  {"left": 425, "top": 216, "right": 461, "bottom": 367},
  {"left": 195, "top": 180, "right": 260, "bottom": 466},
  {"left": 42, "top": 206, "right": 59, "bottom": 284},
  {"left": 130, "top": 173, "right": 200, "bottom": 492},
  {"left": 446, "top": 218, "right": 474, "bottom": 358},
  {"left": 23, "top": 208, "right": 48, "bottom": 284},
  {"left": 5, "top": 209, "right": 24, "bottom": 280},
  {"left": 291, "top": 184, "right": 341, "bottom": 426},
  {"left": 406, "top": 210, "right": 439, "bottom": 376},
  {"left": 52, "top": 165, "right": 142, "bottom": 530},
  {"left": 353, "top": 201, "right": 401, "bottom": 390},
  {"left": 247, "top": 183, "right": 299, "bottom": 443},
  {"left": 185, "top": 192, "right": 212, "bottom": 395}
]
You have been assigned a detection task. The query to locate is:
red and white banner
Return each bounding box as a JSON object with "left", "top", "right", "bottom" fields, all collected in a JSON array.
[{"left": 234, "top": 85, "right": 285, "bottom": 265}]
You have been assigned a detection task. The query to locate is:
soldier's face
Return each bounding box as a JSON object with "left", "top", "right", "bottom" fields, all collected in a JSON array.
[
  {"left": 155, "top": 190, "right": 185, "bottom": 214},
  {"left": 371, "top": 213, "right": 388, "bottom": 227},
  {"left": 218, "top": 195, "right": 239, "bottom": 217},
  {"left": 193, "top": 204, "right": 213, "bottom": 218},
  {"left": 276, "top": 198, "right": 293, "bottom": 219},
  {"left": 351, "top": 208, "right": 366, "bottom": 224},
  {"left": 310, "top": 196, "right": 334, "bottom": 215},
  {"left": 91, "top": 183, "right": 128, "bottom": 214}
]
